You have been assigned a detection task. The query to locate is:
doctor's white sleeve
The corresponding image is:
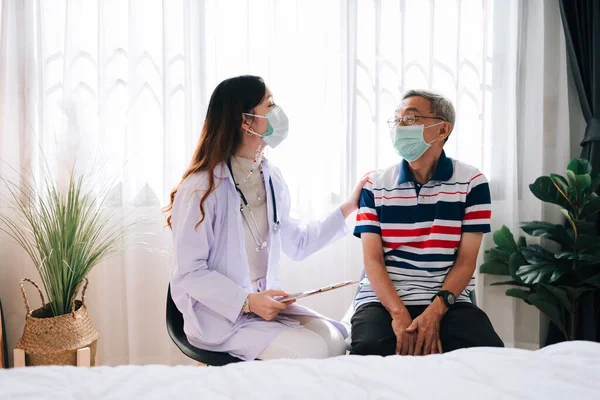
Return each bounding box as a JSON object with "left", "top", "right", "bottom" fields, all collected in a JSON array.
[{"left": 170, "top": 184, "right": 248, "bottom": 323}]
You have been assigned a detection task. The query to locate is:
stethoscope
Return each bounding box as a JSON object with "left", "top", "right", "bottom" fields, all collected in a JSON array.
[{"left": 226, "top": 159, "right": 280, "bottom": 251}]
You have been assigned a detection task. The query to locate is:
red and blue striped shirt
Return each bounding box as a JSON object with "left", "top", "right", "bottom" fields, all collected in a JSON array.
[{"left": 353, "top": 151, "right": 491, "bottom": 308}]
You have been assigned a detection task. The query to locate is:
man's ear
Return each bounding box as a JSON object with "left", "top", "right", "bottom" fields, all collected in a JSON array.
[{"left": 439, "top": 122, "right": 452, "bottom": 141}]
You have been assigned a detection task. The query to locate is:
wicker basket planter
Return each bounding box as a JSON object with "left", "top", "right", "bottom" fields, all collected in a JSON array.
[{"left": 15, "top": 278, "right": 99, "bottom": 367}]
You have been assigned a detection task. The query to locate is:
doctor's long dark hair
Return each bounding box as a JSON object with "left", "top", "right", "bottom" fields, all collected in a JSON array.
[{"left": 164, "top": 75, "right": 266, "bottom": 229}]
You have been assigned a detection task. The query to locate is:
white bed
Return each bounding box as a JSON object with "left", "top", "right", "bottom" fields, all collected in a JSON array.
[{"left": 1, "top": 341, "right": 599, "bottom": 400}]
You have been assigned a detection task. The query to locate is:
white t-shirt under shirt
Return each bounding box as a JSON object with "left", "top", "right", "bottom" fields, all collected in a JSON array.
[{"left": 231, "top": 155, "right": 269, "bottom": 291}]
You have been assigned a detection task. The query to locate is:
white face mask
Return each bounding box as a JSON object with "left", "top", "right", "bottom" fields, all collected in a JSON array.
[
  {"left": 390, "top": 121, "right": 444, "bottom": 162},
  {"left": 243, "top": 106, "right": 289, "bottom": 148}
]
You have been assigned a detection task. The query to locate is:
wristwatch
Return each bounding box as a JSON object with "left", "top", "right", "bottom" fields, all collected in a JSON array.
[
  {"left": 242, "top": 297, "right": 251, "bottom": 314},
  {"left": 432, "top": 290, "right": 456, "bottom": 307}
]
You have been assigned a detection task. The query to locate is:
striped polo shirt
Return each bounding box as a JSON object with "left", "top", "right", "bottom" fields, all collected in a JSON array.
[{"left": 353, "top": 151, "right": 491, "bottom": 309}]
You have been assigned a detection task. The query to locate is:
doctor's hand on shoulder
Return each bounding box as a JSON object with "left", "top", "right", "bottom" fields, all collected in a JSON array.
[
  {"left": 247, "top": 290, "right": 295, "bottom": 321},
  {"left": 339, "top": 172, "right": 374, "bottom": 218}
]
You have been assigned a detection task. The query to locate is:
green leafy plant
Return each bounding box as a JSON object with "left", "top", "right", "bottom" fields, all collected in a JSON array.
[
  {"left": 0, "top": 169, "right": 134, "bottom": 317},
  {"left": 481, "top": 158, "right": 600, "bottom": 341}
]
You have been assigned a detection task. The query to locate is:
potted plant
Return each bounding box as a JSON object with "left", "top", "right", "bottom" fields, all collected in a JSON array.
[
  {"left": 0, "top": 170, "right": 133, "bottom": 366},
  {"left": 480, "top": 158, "right": 600, "bottom": 341}
]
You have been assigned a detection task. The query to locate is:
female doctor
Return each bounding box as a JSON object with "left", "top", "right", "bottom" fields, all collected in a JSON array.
[{"left": 165, "top": 75, "right": 367, "bottom": 361}]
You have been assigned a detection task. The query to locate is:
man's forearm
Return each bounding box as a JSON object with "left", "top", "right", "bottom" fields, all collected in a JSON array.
[
  {"left": 430, "top": 262, "right": 475, "bottom": 314},
  {"left": 442, "top": 262, "right": 475, "bottom": 296},
  {"left": 365, "top": 260, "right": 408, "bottom": 318}
]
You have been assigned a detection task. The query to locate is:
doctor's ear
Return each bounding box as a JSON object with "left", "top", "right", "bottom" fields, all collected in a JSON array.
[{"left": 241, "top": 114, "right": 253, "bottom": 131}]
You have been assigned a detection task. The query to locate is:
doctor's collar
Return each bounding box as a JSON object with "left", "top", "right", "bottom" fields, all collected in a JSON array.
[{"left": 214, "top": 157, "right": 270, "bottom": 179}]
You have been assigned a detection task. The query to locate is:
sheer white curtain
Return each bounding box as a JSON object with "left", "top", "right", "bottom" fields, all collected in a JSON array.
[
  {"left": 0, "top": 0, "right": 571, "bottom": 366},
  {"left": 343, "top": 0, "right": 571, "bottom": 350},
  {"left": 480, "top": 0, "right": 572, "bottom": 349},
  {"left": 0, "top": 0, "right": 204, "bottom": 366}
]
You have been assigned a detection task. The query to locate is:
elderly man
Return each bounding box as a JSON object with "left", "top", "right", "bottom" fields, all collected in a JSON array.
[{"left": 351, "top": 90, "right": 503, "bottom": 356}]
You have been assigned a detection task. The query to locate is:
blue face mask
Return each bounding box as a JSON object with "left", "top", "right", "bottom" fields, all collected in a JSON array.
[{"left": 390, "top": 122, "right": 444, "bottom": 162}]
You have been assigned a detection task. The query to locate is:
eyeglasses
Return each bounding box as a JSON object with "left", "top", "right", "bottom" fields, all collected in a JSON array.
[{"left": 386, "top": 115, "right": 446, "bottom": 129}]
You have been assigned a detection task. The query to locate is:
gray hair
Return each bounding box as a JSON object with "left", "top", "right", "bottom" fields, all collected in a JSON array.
[{"left": 402, "top": 90, "right": 455, "bottom": 133}]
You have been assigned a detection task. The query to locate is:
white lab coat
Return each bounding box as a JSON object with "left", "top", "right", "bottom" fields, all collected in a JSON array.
[{"left": 170, "top": 158, "right": 349, "bottom": 360}]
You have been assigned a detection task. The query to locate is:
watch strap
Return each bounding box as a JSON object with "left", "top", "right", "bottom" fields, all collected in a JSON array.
[
  {"left": 432, "top": 290, "right": 455, "bottom": 307},
  {"left": 242, "top": 297, "right": 251, "bottom": 313}
]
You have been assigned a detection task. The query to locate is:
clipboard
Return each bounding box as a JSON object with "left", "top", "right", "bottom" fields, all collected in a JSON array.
[{"left": 275, "top": 280, "right": 359, "bottom": 303}]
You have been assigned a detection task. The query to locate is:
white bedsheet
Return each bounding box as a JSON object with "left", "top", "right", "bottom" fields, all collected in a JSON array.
[{"left": 1, "top": 341, "right": 599, "bottom": 400}]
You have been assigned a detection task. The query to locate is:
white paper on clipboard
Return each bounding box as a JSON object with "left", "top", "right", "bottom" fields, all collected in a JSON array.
[{"left": 275, "top": 280, "right": 359, "bottom": 303}]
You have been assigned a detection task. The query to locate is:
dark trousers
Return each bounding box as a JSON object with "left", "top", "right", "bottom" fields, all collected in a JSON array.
[{"left": 350, "top": 302, "right": 504, "bottom": 356}]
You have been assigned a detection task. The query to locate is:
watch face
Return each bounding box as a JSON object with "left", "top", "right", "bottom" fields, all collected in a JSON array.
[{"left": 447, "top": 293, "right": 456, "bottom": 305}]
